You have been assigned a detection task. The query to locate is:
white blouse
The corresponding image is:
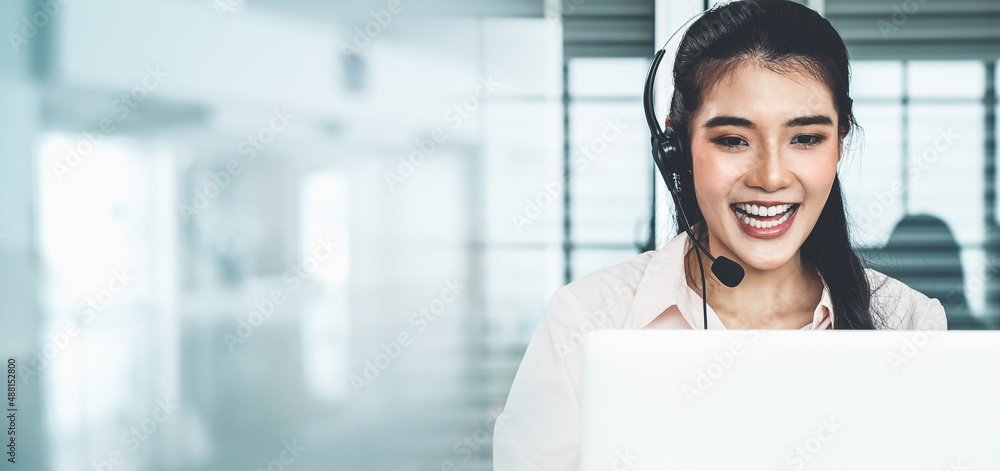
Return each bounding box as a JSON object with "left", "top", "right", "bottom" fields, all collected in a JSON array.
[{"left": 493, "top": 231, "right": 948, "bottom": 471}]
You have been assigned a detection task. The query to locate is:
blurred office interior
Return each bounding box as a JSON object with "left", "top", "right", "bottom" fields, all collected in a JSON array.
[{"left": 0, "top": 0, "right": 997, "bottom": 469}]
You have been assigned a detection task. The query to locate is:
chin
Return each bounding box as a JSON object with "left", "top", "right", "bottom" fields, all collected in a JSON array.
[
  {"left": 741, "top": 255, "right": 792, "bottom": 272},
  {"left": 730, "top": 239, "right": 800, "bottom": 272}
]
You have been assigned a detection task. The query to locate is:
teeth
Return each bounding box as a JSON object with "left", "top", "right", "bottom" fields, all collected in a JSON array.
[
  {"left": 736, "top": 204, "right": 797, "bottom": 229},
  {"left": 734, "top": 202, "right": 794, "bottom": 217}
]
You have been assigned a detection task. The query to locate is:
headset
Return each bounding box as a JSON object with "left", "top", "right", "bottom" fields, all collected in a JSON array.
[{"left": 642, "top": 9, "right": 745, "bottom": 330}]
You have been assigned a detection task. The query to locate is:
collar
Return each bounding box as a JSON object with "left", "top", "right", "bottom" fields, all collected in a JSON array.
[{"left": 623, "top": 231, "right": 835, "bottom": 330}]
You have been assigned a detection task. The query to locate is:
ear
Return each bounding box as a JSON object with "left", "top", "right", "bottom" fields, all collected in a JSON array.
[{"left": 837, "top": 124, "right": 850, "bottom": 161}]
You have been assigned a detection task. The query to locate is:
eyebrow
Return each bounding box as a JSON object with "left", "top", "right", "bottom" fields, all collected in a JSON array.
[{"left": 702, "top": 114, "right": 834, "bottom": 129}]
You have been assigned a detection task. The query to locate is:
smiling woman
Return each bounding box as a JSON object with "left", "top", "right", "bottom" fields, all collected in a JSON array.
[
  {"left": 493, "top": 1, "right": 948, "bottom": 470},
  {"left": 680, "top": 61, "right": 850, "bottom": 329},
  {"left": 665, "top": 1, "right": 893, "bottom": 331}
]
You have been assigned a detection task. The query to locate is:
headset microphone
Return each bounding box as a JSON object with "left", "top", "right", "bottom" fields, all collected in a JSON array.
[{"left": 642, "top": 26, "right": 745, "bottom": 329}]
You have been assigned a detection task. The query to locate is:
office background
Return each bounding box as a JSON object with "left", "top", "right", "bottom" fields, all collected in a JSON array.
[{"left": 0, "top": 0, "right": 997, "bottom": 469}]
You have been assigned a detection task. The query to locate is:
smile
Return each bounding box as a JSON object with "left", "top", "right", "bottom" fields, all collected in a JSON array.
[{"left": 729, "top": 202, "right": 800, "bottom": 239}]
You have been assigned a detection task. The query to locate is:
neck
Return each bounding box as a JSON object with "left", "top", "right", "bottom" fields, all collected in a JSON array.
[{"left": 684, "top": 224, "right": 822, "bottom": 329}]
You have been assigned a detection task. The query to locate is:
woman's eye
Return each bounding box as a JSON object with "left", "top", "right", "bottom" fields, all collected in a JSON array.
[
  {"left": 714, "top": 136, "right": 748, "bottom": 149},
  {"left": 793, "top": 134, "right": 825, "bottom": 147}
]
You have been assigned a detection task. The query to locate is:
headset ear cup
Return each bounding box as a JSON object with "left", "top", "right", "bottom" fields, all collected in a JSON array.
[
  {"left": 672, "top": 126, "right": 693, "bottom": 193},
  {"left": 664, "top": 124, "right": 698, "bottom": 229},
  {"left": 679, "top": 135, "right": 700, "bottom": 224},
  {"left": 662, "top": 125, "right": 687, "bottom": 194}
]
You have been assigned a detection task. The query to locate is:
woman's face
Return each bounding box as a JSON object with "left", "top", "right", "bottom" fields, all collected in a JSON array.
[{"left": 688, "top": 63, "right": 843, "bottom": 272}]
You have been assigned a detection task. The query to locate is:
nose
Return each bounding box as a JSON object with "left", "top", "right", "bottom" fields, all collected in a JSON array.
[{"left": 744, "top": 144, "right": 794, "bottom": 192}]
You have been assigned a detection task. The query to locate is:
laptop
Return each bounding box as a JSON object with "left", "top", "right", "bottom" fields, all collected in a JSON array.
[{"left": 580, "top": 330, "right": 1000, "bottom": 470}]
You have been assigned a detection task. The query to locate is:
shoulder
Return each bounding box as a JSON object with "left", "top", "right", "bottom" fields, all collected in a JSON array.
[
  {"left": 542, "top": 250, "right": 657, "bottom": 334},
  {"left": 863, "top": 267, "right": 948, "bottom": 330}
]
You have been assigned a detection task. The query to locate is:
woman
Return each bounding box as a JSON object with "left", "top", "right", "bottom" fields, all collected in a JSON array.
[{"left": 493, "top": 0, "right": 948, "bottom": 469}]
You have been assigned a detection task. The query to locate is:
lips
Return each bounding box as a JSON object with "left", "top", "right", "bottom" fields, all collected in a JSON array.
[{"left": 730, "top": 202, "right": 800, "bottom": 239}]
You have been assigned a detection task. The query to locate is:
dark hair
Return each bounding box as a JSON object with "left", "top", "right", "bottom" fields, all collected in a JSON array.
[{"left": 668, "top": 0, "right": 887, "bottom": 329}]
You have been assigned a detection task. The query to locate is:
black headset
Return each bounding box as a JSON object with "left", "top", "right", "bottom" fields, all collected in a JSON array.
[{"left": 642, "top": 11, "right": 745, "bottom": 330}]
